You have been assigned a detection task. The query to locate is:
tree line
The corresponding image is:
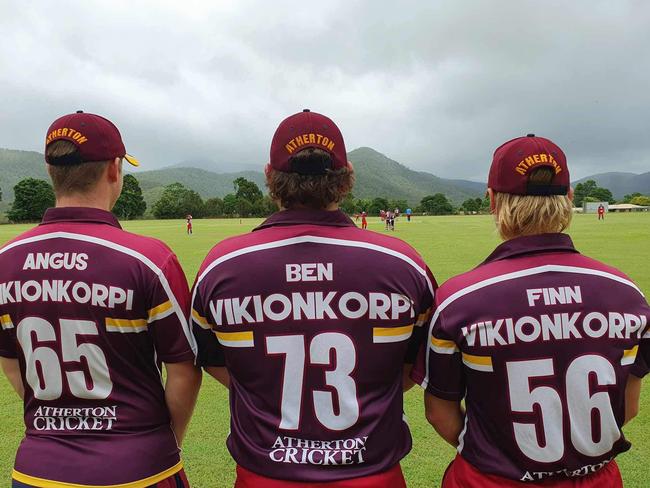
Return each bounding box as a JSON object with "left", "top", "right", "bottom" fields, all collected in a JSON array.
[{"left": 4, "top": 175, "right": 648, "bottom": 223}]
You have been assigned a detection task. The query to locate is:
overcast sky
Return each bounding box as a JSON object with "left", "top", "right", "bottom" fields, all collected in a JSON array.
[{"left": 1, "top": 0, "right": 649, "bottom": 180}]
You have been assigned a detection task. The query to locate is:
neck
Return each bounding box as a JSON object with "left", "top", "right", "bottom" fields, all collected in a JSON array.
[
  {"left": 282, "top": 203, "right": 339, "bottom": 211},
  {"left": 55, "top": 193, "right": 112, "bottom": 212}
]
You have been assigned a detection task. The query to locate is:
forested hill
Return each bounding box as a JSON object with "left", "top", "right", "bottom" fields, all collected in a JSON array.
[
  {"left": 346, "top": 147, "right": 484, "bottom": 204},
  {"left": 573, "top": 172, "right": 650, "bottom": 199},
  {"left": 0, "top": 148, "right": 48, "bottom": 201},
  {"left": 0, "top": 147, "right": 487, "bottom": 208}
]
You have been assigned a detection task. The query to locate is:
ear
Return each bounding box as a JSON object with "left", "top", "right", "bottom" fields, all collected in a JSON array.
[
  {"left": 264, "top": 163, "right": 272, "bottom": 177},
  {"left": 568, "top": 186, "right": 575, "bottom": 202},
  {"left": 347, "top": 160, "right": 354, "bottom": 171},
  {"left": 106, "top": 157, "right": 121, "bottom": 183},
  {"left": 487, "top": 188, "right": 496, "bottom": 212}
]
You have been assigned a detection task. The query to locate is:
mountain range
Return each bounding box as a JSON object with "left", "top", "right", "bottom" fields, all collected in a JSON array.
[{"left": 1, "top": 147, "right": 648, "bottom": 213}]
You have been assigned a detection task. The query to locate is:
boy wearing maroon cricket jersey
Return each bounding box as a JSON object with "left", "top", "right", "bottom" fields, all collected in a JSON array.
[
  {"left": 412, "top": 134, "right": 650, "bottom": 487},
  {"left": 191, "top": 109, "right": 437, "bottom": 487},
  {"left": 0, "top": 112, "right": 201, "bottom": 488}
]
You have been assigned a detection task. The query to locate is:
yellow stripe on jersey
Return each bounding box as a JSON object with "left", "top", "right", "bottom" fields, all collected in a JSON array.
[
  {"left": 0, "top": 313, "right": 14, "bottom": 330},
  {"left": 430, "top": 336, "right": 459, "bottom": 354},
  {"left": 147, "top": 301, "right": 173, "bottom": 323},
  {"left": 415, "top": 308, "right": 432, "bottom": 326},
  {"left": 191, "top": 309, "right": 210, "bottom": 329},
  {"left": 215, "top": 330, "right": 254, "bottom": 347},
  {"left": 372, "top": 324, "right": 414, "bottom": 343},
  {"left": 105, "top": 318, "right": 148, "bottom": 333},
  {"left": 621, "top": 345, "right": 639, "bottom": 366},
  {"left": 12, "top": 460, "right": 183, "bottom": 488},
  {"left": 462, "top": 352, "right": 494, "bottom": 372}
]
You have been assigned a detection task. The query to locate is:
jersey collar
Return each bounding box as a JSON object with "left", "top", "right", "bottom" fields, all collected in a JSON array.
[
  {"left": 255, "top": 209, "right": 355, "bottom": 231},
  {"left": 41, "top": 207, "right": 122, "bottom": 229},
  {"left": 483, "top": 233, "right": 579, "bottom": 264}
]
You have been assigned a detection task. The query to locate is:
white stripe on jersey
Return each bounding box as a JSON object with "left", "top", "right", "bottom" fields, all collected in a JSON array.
[
  {"left": 0, "top": 232, "right": 197, "bottom": 358},
  {"left": 457, "top": 412, "right": 469, "bottom": 454},
  {"left": 191, "top": 235, "right": 435, "bottom": 326},
  {"left": 422, "top": 264, "right": 645, "bottom": 390}
]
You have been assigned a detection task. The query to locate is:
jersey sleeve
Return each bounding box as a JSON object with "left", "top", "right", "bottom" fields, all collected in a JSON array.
[
  {"left": 634, "top": 312, "right": 650, "bottom": 378},
  {"left": 410, "top": 302, "right": 465, "bottom": 401},
  {"left": 405, "top": 268, "right": 437, "bottom": 364},
  {"left": 191, "top": 279, "right": 226, "bottom": 368},
  {"left": 147, "top": 254, "right": 196, "bottom": 363},
  {"left": 0, "top": 313, "right": 17, "bottom": 358}
]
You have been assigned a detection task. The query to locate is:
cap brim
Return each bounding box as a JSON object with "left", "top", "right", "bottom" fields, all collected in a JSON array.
[{"left": 124, "top": 154, "right": 139, "bottom": 167}]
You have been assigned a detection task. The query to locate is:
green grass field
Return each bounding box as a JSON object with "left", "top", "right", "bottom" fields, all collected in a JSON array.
[{"left": 0, "top": 213, "right": 648, "bottom": 487}]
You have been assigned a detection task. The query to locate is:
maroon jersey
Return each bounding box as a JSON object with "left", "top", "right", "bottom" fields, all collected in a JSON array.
[
  {"left": 0, "top": 208, "right": 196, "bottom": 487},
  {"left": 412, "top": 233, "right": 650, "bottom": 483},
  {"left": 192, "top": 209, "right": 436, "bottom": 482}
]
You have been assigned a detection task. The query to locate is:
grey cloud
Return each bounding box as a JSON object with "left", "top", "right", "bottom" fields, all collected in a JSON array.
[{"left": 0, "top": 0, "right": 649, "bottom": 180}]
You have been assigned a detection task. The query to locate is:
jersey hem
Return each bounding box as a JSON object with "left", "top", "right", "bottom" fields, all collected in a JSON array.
[
  {"left": 424, "top": 382, "right": 464, "bottom": 401},
  {"left": 12, "top": 460, "right": 183, "bottom": 488}
]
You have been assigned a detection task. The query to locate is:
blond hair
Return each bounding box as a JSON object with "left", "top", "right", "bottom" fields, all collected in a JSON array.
[{"left": 493, "top": 167, "right": 573, "bottom": 241}]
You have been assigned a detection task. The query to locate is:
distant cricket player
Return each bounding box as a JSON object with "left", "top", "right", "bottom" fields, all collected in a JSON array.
[
  {"left": 386, "top": 209, "right": 395, "bottom": 231},
  {"left": 361, "top": 210, "right": 368, "bottom": 229},
  {"left": 412, "top": 134, "right": 649, "bottom": 487},
  {"left": 406, "top": 207, "right": 412, "bottom": 222},
  {"left": 191, "top": 109, "right": 437, "bottom": 487},
  {"left": 0, "top": 111, "right": 201, "bottom": 488},
  {"left": 186, "top": 214, "right": 193, "bottom": 234},
  {"left": 598, "top": 203, "right": 605, "bottom": 220}
]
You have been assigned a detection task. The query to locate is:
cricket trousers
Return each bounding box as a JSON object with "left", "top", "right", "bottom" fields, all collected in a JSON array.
[{"left": 442, "top": 455, "right": 622, "bottom": 488}]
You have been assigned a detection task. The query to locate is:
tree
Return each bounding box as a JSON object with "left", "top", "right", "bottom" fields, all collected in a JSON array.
[
  {"left": 339, "top": 193, "right": 357, "bottom": 215},
  {"left": 222, "top": 194, "right": 239, "bottom": 216},
  {"left": 622, "top": 192, "right": 642, "bottom": 203},
  {"left": 419, "top": 193, "right": 454, "bottom": 215},
  {"left": 388, "top": 199, "right": 408, "bottom": 212},
  {"left": 204, "top": 197, "right": 224, "bottom": 217},
  {"left": 355, "top": 198, "right": 372, "bottom": 213},
  {"left": 461, "top": 198, "right": 482, "bottom": 214},
  {"left": 152, "top": 182, "right": 205, "bottom": 219},
  {"left": 573, "top": 180, "right": 614, "bottom": 205},
  {"left": 573, "top": 180, "right": 597, "bottom": 207},
  {"left": 252, "top": 196, "right": 278, "bottom": 217},
  {"left": 7, "top": 178, "right": 55, "bottom": 222},
  {"left": 590, "top": 187, "right": 614, "bottom": 204},
  {"left": 234, "top": 177, "right": 263, "bottom": 204},
  {"left": 630, "top": 195, "right": 650, "bottom": 206},
  {"left": 368, "top": 197, "right": 389, "bottom": 215},
  {"left": 112, "top": 174, "right": 146, "bottom": 220}
]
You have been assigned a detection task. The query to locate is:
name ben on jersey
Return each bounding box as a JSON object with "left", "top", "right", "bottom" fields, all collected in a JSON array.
[
  {"left": 462, "top": 285, "right": 647, "bottom": 347},
  {"left": 0, "top": 253, "right": 134, "bottom": 309}
]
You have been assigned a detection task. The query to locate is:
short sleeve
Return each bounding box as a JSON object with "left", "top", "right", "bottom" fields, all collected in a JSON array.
[
  {"left": 147, "top": 254, "right": 196, "bottom": 363},
  {"left": 405, "top": 267, "right": 437, "bottom": 364},
  {"left": 191, "top": 279, "right": 226, "bottom": 368},
  {"left": 635, "top": 315, "right": 650, "bottom": 378},
  {"left": 410, "top": 304, "right": 465, "bottom": 401},
  {"left": 0, "top": 313, "right": 17, "bottom": 358}
]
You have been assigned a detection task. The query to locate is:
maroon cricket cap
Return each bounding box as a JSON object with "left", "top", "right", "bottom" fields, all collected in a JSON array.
[
  {"left": 44, "top": 111, "right": 139, "bottom": 167},
  {"left": 270, "top": 109, "right": 347, "bottom": 175},
  {"left": 488, "top": 134, "right": 569, "bottom": 195}
]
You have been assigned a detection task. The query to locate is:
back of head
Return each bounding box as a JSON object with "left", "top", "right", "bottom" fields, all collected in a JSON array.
[
  {"left": 44, "top": 111, "right": 139, "bottom": 199},
  {"left": 267, "top": 109, "right": 354, "bottom": 210},
  {"left": 267, "top": 148, "right": 354, "bottom": 209},
  {"left": 488, "top": 134, "right": 573, "bottom": 241},
  {"left": 46, "top": 140, "right": 110, "bottom": 198}
]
